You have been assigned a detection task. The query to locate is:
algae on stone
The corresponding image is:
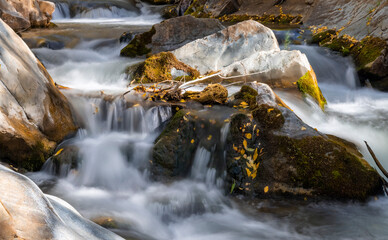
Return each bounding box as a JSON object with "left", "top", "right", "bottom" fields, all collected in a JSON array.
[
  {"left": 297, "top": 69, "right": 327, "bottom": 110},
  {"left": 120, "top": 27, "right": 156, "bottom": 58}
]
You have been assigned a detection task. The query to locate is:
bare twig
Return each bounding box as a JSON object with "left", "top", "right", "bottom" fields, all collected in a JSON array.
[{"left": 365, "top": 141, "right": 388, "bottom": 178}]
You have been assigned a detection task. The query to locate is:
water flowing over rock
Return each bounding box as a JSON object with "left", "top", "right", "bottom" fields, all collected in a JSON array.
[
  {"left": 0, "top": 19, "right": 76, "bottom": 170},
  {"left": 0, "top": 165, "right": 124, "bottom": 240},
  {"left": 0, "top": 0, "right": 55, "bottom": 31}
]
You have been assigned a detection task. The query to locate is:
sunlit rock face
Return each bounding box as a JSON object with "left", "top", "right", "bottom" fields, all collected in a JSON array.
[
  {"left": 0, "top": 19, "right": 76, "bottom": 170},
  {"left": 0, "top": 0, "right": 55, "bottom": 31},
  {"left": 172, "top": 20, "right": 326, "bottom": 109},
  {"left": 0, "top": 165, "right": 124, "bottom": 240}
]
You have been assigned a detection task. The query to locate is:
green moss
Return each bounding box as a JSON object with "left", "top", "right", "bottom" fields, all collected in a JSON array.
[
  {"left": 120, "top": 27, "right": 156, "bottom": 58},
  {"left": 155, "top": 110, "right": 186, "bottom": 143},
  {"left": 277, "top": 135, "right": 381, "bottom": 200},
  {"left": 351, "top": 36, "right": 386, "bottom": 70},
  {"left": 297, "top": 70, "right": 327, "bottom": 110},
  {"left": 184, "top": 0, "right": 210, "bottom": 18},
  {"left": 252, "top": 104, "right": 285, "bottom": 129},
  {"left": 324, "top": 37, "right": 354, "bottom": 56},
  {"left": 234, "top": 85, "right": 258, "bottom": 109},
  {"left": 218, "top": 13, "right": 302, "bottom": 25},
  {"left": 311, "top": 30, "right": 337, "bottom": 44},
  {"left": 133, "top": 52, "right": 200, "bottom": 83}
]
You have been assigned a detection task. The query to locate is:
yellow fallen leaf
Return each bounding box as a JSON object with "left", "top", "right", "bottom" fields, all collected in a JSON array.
[
  {"left": 176, "top": 107, "right": 180, "bottom": 111},
  {"left": 191, "top": 139, "right": 195, "bottom": 144},
  {"left": 264, "top": 186, "right": 269, "bottom": 193},
  {"left": 253, "top": 148, "right": 258, "bottom": 161},
  {"left": 207, "top": 135, "right": 212, "bottom": 140},
  {"left": 234, "top": 156, "right": 241, "bottom": 160},
  {"left": 180, "top": 99, "right": 186, "bottom": 102},
  {"left": 243, "top": 139, "right": 248, "bottom": 149},
  {"left": 183, "top": 116, "right": 188, "bottom": 121},
  {"left": 246, "top": 168, "right": 251, "bottom": 177},
  {"left": 301, "top": 126, "right": 306, "bottom": 131},
  {"left": 54, "top": 148, "right": 63, "bottom": 156},
  {"left": 251, "top": 171, "right": 257, "bottom": 179},
  {"left": 245, "top": 133, "right": 252, "bottom": 139},
  {"left": 177, "top": 129, "right": 180, "bottom": 132},
  {"left": 240, "top": 149, "right": 245, "bottom": 155},
  {"left": 240, "top": 101, "right": 248, "bottom": 106},
  {"left": 267, "top": 108, "right": 274, "bottom": 113},
  {"left": 233, "top": 144, "right": 238, "bottom": 151}
]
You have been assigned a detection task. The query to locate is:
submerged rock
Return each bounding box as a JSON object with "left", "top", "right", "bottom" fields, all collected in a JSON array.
[
  {"left": 0, "top": 19, "right": 76, "bottom": 171},
  {"left": 120, "top": 15, "right": 224, "bottom": 57},
  {"left": 0, "top": 165, "right": 124, "bottom": 240},
  {"left": 0, "top": 0, "right": 55, "bottom": 32},
  {"left": 153, "top": 84, "right": 382, "bottom": 200}
]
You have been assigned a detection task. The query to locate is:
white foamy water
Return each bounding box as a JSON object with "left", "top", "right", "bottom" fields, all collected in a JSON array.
[{"left": 25, "top": 16, "right": 388, "bottom": 240}]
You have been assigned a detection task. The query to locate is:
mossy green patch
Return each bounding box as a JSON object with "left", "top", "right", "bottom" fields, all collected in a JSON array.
[
  {"left": 276, "top": 135, "right": 381, "bottom": 200},
  {"left": 252, "top": 104, "right": 285, "bottom": 130},
  {"left": 184, "top": 0, "right": 211, "bottom": 18},
  {"left": 133, "top": 52, "right": 200, "bottom": 83},
  {"left": 297, "top": 69, "right": 327, "bottom": 110},
  {"left": 351, "top": 36, "right": 386, "bottom": 70},
  {"left": 218, "top": 13, "right": 302, "bottom": 25},
  {"left": 234, "top": 85, "right": 258, "bottom": 109},
  {"left": 120, "top": 27, "right": 156, "bottom": 58}
]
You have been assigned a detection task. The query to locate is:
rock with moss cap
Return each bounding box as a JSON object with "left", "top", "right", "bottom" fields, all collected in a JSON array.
[
  {"left": 120, "top": 15, "right": 224, "bottom": 57},
  {"left": 225, "top": 85, "right": 381, "bottom": 201},
  {"left": 132, "top": 52, "right": 200, "bottom": 83}
]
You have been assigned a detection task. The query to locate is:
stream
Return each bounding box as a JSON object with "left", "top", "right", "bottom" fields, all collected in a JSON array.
[{"left": 24, "top": 2, "right": 388, "bottom": 240}]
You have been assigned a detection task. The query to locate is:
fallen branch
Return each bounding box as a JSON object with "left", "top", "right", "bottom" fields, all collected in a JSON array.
[{"left": 364, "top": 141, "right": 388, "bottom": 178}]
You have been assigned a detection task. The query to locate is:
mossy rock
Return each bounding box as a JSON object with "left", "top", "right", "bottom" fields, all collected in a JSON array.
[
  {"left": 297, "top": 69, "right": 327, "bottom": 110},
  {"left": 184, "top": 0, "right": 210, "bottom": 18},
  {"left": 273, "top": 135, "right": 382, "bottom": 200},
  {"left": 252, "top": 104, "right": 285, "bottom": 130},
  {"left": 133, "top": 52, "right": 200, "bottom": 83},
  {"left": 226, "top": 110, "right": 382, "bottom": 201},
  {"left": 142, "top": 0, "right": 174, "bottom": 5},
  {"left": 183, "top": 84, "right": 228, "bottom": 105},
  {"left": 233, "top": 85, "right": 258, "bottom": 109},
  {"left": 161, "top": 5, "right": 178, "bottom": 19},
  {"left": 351, "top": 36, "right": 386, "bottom": 70},
  {"left": 311, "top": 29, "right": 337, "bottom": 45},
  {"left": 120, "top": 27, "right": 156, "bottom": 58}
]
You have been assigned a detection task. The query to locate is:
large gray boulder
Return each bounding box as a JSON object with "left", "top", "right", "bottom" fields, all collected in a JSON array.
[
  {"left": 0, "top": 165, "right": 124, "bottom": 240},
  {"left": 0, "top": 0, "right": 54, "bottom": 32},
  {"left": 172, "top": 20, "right": 327, "bottom": 109},
  {"left": 120, "top": 15, "right": 224, "bottom": 57},
  {"left": 0, "top": 19, "right": 76, "bottom": 170}
]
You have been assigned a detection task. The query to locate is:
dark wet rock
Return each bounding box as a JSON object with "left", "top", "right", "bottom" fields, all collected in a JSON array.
[
  {"left": 119, "top": 32, "right": 134, "bottom": 43},
  {"left": 161, "top": 5, "right": 178, "bottom": 19},
  {"left": 120, "top": 15, "right": 224, "bottom": 57},
  {"left": 183, "top": 84, "right": 228, "bottom": 105},
  {"left": 142, "top": 0, "right": 175, "bottom": 5}
]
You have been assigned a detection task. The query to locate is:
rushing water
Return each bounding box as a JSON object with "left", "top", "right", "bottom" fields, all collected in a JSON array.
[{"left": 23, "top": 4, "right": 388, "bottom": 240}]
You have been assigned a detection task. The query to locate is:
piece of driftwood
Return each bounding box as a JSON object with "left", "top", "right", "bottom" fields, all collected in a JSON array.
[{"left": 365, "top": 141, "right": 388, "bottom": 178}]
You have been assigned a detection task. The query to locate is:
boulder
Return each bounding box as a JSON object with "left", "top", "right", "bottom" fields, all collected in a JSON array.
[
  {"left": 0, "top": 165, "right": 124, "bottom": 240},
  {"left": 172, "top": 20, "right": 326, "bottom": 109},
  {"left": 120, "top": 15, "right": 224, "bottom": 57},
  {"left": 152, "top": 84, "right": 382, "bottom": 200},
  {"left": 0, "top": 19, "right": 76, "bottom": 171},
  {"left": 0, "top": 0, "right": 55, "bottom": 32}
]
